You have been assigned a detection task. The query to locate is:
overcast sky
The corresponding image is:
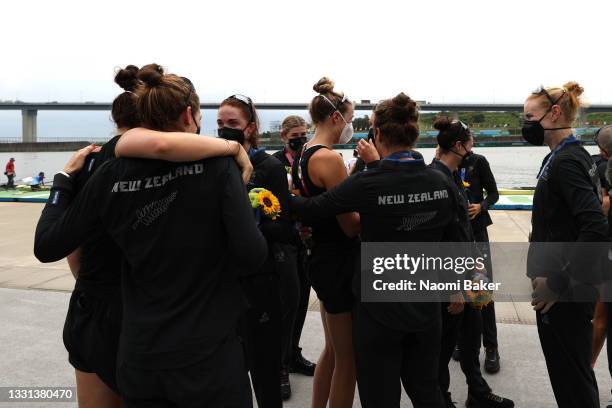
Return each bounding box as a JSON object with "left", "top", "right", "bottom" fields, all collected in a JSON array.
[{"left": 1, "top": 0, "right": 610, "bottom": 105}]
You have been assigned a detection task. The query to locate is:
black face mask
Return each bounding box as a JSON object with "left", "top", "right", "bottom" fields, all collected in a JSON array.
[
  {"left": 521, "top": 114, "right": 572, "bottom": 146},
  {"left": 288, "top": 137, "right": 307, "bottom": 152},
  {"left": 368, "top": 127, "right": 377, "bottom": 146},
  {"left": 522, "top": 91, "right": 571, "bottom": 146},
  {"left": 218, "top": 127, "right": 245, "bottom": 145},
  {"left": 192, "top": 112, "right": 201, "bottom": 135},
  {"left": 450, "top": 144, "right": 471, "bottom": 164},
  {"left": 521, "top": 120, "right": 545, "bottom": 146}
]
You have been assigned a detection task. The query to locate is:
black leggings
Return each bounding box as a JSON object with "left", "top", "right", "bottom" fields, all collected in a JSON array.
[
  {"left": 353, "top": 302, "right": 443, "bottom": 408},
  {"left": 291, "top": 245, "right": 311, "bottom": 359},
  {"left": 473, "top": 227, "right": 498, "bottom": 349},
  {"left": 241, "top": 273, "right": 282, "bottom": 408},
  {"left": 276, "top": 243, "right": 300, "bottom": 366},
  {"left": 537, "top": 302, "right": 598, "bottom": 408},
  {"left": 439, "top": 304, "right": 491, "bottom": 397}
]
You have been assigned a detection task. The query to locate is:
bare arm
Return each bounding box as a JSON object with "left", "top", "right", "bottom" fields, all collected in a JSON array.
[
  {"left": 115, "top": 128, "right": 253, "bottom": 183},
  {"left": 66, "top": 249, "right": 81, "bottom": 279},
  {"left": 309, "top": 149, "right": 360, "bottom": 237}
]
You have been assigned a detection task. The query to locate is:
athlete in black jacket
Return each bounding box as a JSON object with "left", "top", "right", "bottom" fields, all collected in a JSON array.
[
  {"left": 432, "top": 117, "right": 513, "bottom": 408},
  {"left": 111, "top": 93, "right": 293, "bottom": 405},
  {"left": 272, "top": 115, "right": 317, "bottom": 378},
  {"left": 217, "top": 95, "right": 294, "bottom": 406},
  {"left": 524, "top": 83, "right": 608, "bottom": 408},
  {"left": 459, "top": 152, "right": 501, "bottom": 373}
]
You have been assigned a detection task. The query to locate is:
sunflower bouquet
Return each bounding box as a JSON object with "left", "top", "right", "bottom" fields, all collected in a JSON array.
[
  {"left": 248, "top": 188, "right": 282, "bottom": 221},
  {"left": 464, "top": 271, "right": 493, "bottom": 309}
]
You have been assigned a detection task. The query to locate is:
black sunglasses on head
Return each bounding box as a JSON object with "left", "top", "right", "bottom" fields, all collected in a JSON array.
[
  {"left": 181, "top": 77, "right": 196, "bottom": 108},
  {"left": 532, "top": 85, "right": 566, "bottom": 106},
  {"left": 226, "top": 94, "right": 255, "bottom": 121},
  {"left": 452, "top": 120, "right": 469, "bottom": 131}
]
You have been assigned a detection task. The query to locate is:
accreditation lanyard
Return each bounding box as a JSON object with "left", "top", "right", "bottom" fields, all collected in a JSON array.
[
  {"left": 459, "top": 167, "right": 467, "bottom": 182},
  {"left": 382, "top": 151, "right": 416, "bottom": 163},
  {"left": 248, "top": 147, "right": 260, "bottom": 160},
  {"left": 284, "top": 148, "right": 295, "bottom": 167},
  {"left": 536, "top": 136, "right": 580, "bottom": 180}
]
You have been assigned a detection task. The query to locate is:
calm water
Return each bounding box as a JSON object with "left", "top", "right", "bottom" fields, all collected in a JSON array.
[{"left": 0, "top": 145, "right": 601, "bottom": 189}]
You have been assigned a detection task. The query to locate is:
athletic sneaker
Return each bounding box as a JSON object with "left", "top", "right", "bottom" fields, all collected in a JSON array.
[
  {"left": 452, "top": 345, "right": 461, "bottom": 361},
  {"left": 280, "top": 367, "right": 291, "bottom": 401},
  {"left": 484, "top": 348, "right": 500, "bottom": 374},
  {"left": 466, "top": 392, "right": 514, "bottom": 408}
]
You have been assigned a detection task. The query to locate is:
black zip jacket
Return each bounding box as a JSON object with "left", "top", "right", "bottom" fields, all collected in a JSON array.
[
  {"left": 290, "top": 157, "right": 466, "bottom": 331},
  {"left": 528, "top": 141, "right": 609, "bottom": 294},
  {"left": 459, "top": 153, "right": 499, "bottom": 232},
  {"left": 35, "top": 157, "right": 267, "bottom": 369}
]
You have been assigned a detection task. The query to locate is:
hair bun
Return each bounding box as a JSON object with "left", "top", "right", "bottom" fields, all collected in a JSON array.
[
  {"left": 115, "top": 65, "right": 140, "bottom": 92},
  {"left": 433, "top": 116, "right": 452, "bottom": 132},
  {"left": 563, "top": 81, "right": 584, "bottom": 98},
  {"left": 389, "top": 92, "right": 418, "bottom": 122},
  {"left": 138, "top": 63, "right": 164, "bottom": 87},
  {"left": 391, "top": 92, "right": 410, "bottom": 107},
  {"left": 313, "top": 77, "right": 335, "bottom": 94}
]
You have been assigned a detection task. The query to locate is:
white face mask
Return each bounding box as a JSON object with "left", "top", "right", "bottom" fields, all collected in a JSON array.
[
  {"left": 318, "top": 94, "right": 353, "bottom": 144},
  {"left": 337, "top": 112, "right": 354, "bottom": 144}
]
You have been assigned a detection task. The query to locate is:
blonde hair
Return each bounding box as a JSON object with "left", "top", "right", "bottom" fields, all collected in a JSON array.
[
  {"left": 281, "top": 115, "right": 307, "bottom": 134},
  {"left": 527, "top": 81, "right": 585, "bottom": 123}
]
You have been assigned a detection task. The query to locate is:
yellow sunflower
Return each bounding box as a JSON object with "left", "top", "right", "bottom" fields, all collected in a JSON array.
[{"left": 258, "top": 190, "right": 281, "bottom": 220}]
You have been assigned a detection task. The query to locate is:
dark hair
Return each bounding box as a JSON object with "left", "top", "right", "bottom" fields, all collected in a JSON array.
[
  {"left": 136, "top": 63, "right": 200, "bottom": 131},
  {"left": 111, "top": 65, "right": 141, "bottom": 129},
  {"left": 219, "top": 96, "right": 261, "bottom": 148},
  {"left": 308, "top": 77, "right": 351, "bottom": 124},
  {"left": 373, "top": 92, "right": 419, "bottom": 147},
  {"left": 434, "top": 117, "right": 472, "bottom": 151}
]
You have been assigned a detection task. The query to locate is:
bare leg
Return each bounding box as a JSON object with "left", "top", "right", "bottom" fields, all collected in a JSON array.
[
  {"left": 326, "top": 310, "right": 356, "bottom": 408},
  {"left": 75, "top": 369, "right": 121, "bottom": 408},
  {"left": 311, "top": 305, "right": 335, "bottom": 408}
]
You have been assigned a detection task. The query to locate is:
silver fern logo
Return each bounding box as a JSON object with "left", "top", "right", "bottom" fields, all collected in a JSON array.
[
  {"left": 132, "top": 191, "right": 178, "bottom": 230},
  {"left": 395, "top": 211, "right": 437, "bottom": 232}
]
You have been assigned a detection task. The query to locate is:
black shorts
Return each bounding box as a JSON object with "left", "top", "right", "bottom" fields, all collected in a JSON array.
[
  {"left": 308, "top": 240, "right": 358, "bottom": 314},
  {"left": 117, "top": 335, "right": 252, "bottom": 408},
  {"left": 63, "top": 288, "right": 122, "bottom": 393}
]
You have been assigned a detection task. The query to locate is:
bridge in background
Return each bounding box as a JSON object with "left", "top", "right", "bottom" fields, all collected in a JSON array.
[{"left": 3, "top": 102, "right": 612, "bottom": 143}]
